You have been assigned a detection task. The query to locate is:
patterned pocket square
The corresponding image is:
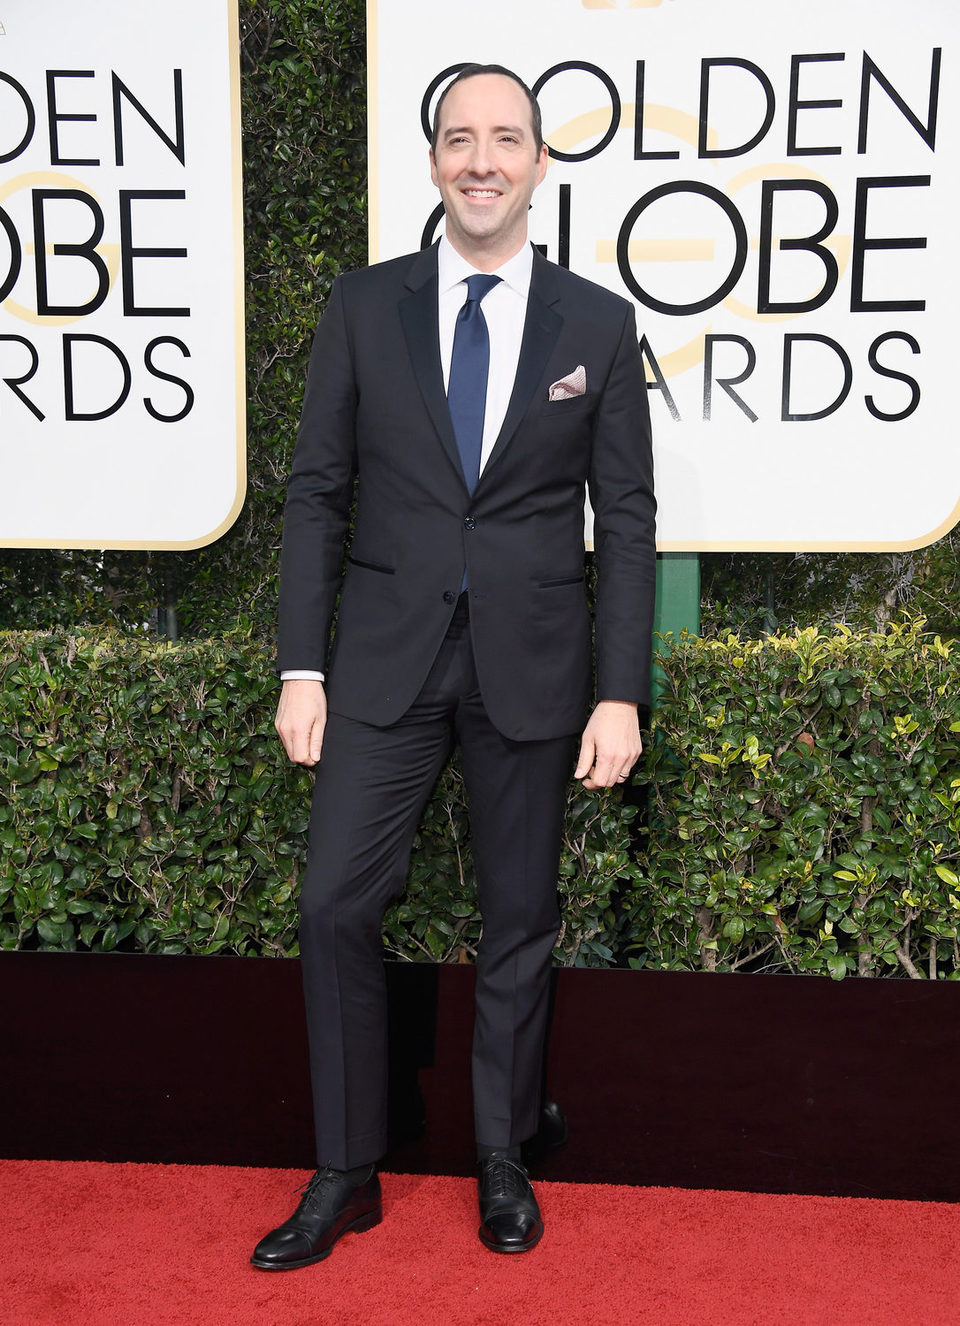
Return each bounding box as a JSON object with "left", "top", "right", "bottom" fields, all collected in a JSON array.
[{"left": 548, "top": 365, "right": 587, "bottom": 401}]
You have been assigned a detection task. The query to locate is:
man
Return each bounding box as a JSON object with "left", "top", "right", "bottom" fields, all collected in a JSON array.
[{"left": 252, "top": 64, "right": 656, "bottom": 1268}]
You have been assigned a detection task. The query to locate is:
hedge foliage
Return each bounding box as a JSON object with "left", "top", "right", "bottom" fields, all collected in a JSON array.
[
  {"left": 4, "top": 622, "right": 960, "bottom": 978},
  {"left": 637, "top": 620, "right": 960, "bottom": 979}
]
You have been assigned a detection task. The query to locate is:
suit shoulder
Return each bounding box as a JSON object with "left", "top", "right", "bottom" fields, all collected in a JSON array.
[
  {"left": 547, "top": 262, "right": 634, "bottom": 319},
  {"left": 336, "top": 249, "right": 427, "bottom": 295},
  {"left": 533, "top": 251, "right": 634, "bottom": 322}
]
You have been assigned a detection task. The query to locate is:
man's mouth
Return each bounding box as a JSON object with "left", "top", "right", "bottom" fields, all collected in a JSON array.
[{"left": 461, "top": 189, "right": 502, "bottom": 200}]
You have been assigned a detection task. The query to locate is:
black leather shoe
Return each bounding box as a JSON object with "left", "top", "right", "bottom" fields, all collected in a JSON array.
[
  {"left": 523, "top": 1099, "right": 569, "bottom": 1166},
  {"left": 478, "top": 1153, "right": 543, "bottom": 1254},
  {"left": 250, "top": 1166, "right": 382, "bottom": 1270},
  {"left": 537, "top": 1100, "right": 569, "bottom": 1150}
]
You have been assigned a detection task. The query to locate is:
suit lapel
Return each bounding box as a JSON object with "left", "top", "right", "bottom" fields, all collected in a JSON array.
[
  {"left": 398, "top": 243, "right": 565, "bottom": 493},
  {"left": 398, "top": 244, "right": 466, "bottom": 487},
  {"left": 477, "top": 249, "right": 563, "bottom": 487}
]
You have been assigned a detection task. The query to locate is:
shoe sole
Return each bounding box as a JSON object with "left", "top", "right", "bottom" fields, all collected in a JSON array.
[
  {"left": 478, "top": 1220, "right": 544, "bottom": 1254},
  {"left": 250, "top": 1206, "right": 382, "bottom": 1271}
]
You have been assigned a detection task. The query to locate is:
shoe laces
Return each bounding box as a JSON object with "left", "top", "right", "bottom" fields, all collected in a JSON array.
[
  {"left": 484, "top": 1156, "right": 528, "bottom": 1199},
  {"left": 295, "top": 1167, "right": 340, "bottom": 1211}
]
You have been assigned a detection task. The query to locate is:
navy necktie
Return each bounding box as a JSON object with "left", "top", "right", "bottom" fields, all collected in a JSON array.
[{"left": 447, "top": 274, "right": 501, "bottom": 494}]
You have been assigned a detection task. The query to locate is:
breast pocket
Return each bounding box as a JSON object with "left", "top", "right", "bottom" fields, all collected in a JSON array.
[{"left": 538, "top": 393, "right": 595, "bottom": 418}]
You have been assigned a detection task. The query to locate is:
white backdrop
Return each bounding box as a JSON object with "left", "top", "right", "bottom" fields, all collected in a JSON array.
[
  {"left": 0, "top": 0, "right": 244, "bottom": 549},
  {"left": 368, "top": 0, "right": 960, "bottom": 551}
]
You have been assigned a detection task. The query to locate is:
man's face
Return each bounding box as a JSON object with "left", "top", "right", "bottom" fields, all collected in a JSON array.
[{"left": 430, "top": 74, "right": 548, "bottom": 267}]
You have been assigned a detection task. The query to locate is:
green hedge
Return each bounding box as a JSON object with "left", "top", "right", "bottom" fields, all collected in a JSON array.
[
  {"left": 4, "top": 621, "right": 960, "bottom": 978},
  {"left": 637, "top": 619, "right": 960, "bottom": 979}
]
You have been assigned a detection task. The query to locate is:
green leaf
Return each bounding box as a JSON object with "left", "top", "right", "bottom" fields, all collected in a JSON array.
[{"left": 826, "top": 952, "right": 848, "bottom": 981}]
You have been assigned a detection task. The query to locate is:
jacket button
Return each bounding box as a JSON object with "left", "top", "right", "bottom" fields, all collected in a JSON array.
[
  {"left": 443, "top": 590, "right": 456, "bottom": 604},
  {"left": 463, "top": 516, "right": 476, "bottom": 530}
]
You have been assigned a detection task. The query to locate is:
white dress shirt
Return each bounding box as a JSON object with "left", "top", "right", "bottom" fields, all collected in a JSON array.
[
  {"left": 437, "top": 233, "right": 531, "bottom": 474},
  {"left": 282, "top": 231, "right": 531, "bottom": 683}
]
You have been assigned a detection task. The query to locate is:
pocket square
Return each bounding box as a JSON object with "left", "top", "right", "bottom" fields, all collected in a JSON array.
[{"left": 548, "top": 365, "right": 586, "bottom": 401}]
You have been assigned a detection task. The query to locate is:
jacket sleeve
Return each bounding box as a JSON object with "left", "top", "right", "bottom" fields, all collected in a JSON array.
[
  {"left": 589, "top": 302, "right": 657, "bottom": 707},
  {"left": 276, "top": 277, "right": 358, "bottom": 674}
]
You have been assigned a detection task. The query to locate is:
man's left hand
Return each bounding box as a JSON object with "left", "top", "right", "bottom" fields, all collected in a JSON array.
[{"left": 574, "top": 700, "right": 642, "bottom": 790}]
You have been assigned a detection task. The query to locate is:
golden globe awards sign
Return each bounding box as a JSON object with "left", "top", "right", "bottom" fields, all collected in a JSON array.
[
  {"left": 0, "top": 0, "right": 244, "bottom": 550},
  {"left": 368, "top": 0, "right": 960, "bottom": 551}
]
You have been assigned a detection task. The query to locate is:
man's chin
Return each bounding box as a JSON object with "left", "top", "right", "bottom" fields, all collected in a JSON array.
[
  {"left": 454, "top": 208, "right": 500, "bottom": 232},
  {"left": 450, "top": 213, "right": 510, "bottom": 246}
]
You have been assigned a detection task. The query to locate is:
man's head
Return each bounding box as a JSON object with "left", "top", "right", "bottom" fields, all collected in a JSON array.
[
  {"left": 429, "top": 66, "right": 549, "bottom": 270},
  {"left": 431, "top": 64, "right": 544, "bottom": 155}
]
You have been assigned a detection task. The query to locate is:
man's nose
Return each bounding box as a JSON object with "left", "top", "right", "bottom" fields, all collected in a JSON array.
[{"left": 466, "top": 140, "right": 494, "bottom": 175}]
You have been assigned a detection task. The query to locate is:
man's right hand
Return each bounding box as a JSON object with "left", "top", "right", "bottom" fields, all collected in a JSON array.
[{"left": 275, "top": 678, "right": 327, "bottom": 767}]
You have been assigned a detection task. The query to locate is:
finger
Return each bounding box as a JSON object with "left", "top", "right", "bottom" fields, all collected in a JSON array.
[
  {"left": 605, "top": 755, "right": 634, "bottom": 786},
  {"left": 276, "top": 723, "right": 298, "bottom": 764},
  {"left": 296, "top": 720, "right": 321, "bottom": 766},
  {"left": 289, "top": 729, "right": 310, "bottom": 765},
  {"left": 283, "top": 722, "right": 315, "bottom": 767},
  {"left": 592, "top": 753, "right": 619, "bottom": 788},
  {"left": 308, "top": 715, "right": 325, "bottom": 765},
  {"left": 583, "top": 755, "right": 637, "bottom": 791},
  {"left": 573, "top": 733, "right": 595, "bottom": 781}
]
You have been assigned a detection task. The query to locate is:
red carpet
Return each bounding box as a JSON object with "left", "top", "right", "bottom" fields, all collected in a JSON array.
[{"left": 3, "top": 1160, "right": 958, "bottom": 1324}]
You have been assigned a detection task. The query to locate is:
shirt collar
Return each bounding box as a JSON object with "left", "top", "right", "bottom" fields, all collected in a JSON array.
[{"left": 437, "top": 232, "right": 534, "bottom": 298}]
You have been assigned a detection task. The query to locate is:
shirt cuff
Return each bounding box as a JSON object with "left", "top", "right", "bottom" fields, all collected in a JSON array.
[{"left": 280, "top": 670, "right": 325, "bottom": 683}]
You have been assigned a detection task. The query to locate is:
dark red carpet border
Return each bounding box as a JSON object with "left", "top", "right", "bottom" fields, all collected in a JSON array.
[{"left": 4, "top": 1160, "right": 958, "bottom": 1324}]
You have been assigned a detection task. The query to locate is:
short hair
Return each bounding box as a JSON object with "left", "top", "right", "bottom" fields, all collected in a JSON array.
[{"left": 431, "top": 64, "right": 544, "bottom": 155}]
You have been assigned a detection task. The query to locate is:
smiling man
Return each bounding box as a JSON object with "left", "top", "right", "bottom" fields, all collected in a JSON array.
[
  {"left": 252, "top": 65, "right": 656, "bottom": 1268},
  {"left": 430, "top": 72, "right": 548, "bottom": 263}
]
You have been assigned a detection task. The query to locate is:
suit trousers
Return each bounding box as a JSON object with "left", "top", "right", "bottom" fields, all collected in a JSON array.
[{"left": 298, "top": 596, "right": 576, "bottom": 1169}]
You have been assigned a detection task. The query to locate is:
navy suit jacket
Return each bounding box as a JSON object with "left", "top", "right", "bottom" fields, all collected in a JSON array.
[{"left": 277, "top": 242, "right": 656, "bottom": 742}]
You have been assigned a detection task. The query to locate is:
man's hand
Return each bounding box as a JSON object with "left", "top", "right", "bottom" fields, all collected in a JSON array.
[
  {"left": 574, "top": 700, "right": 642, "bottom": 790},
  {"left": 275, "top": 678, "right": 327, "bottom": 767}
]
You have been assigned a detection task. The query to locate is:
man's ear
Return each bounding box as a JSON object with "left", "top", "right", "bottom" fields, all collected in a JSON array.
[
  {"left": 429, "top": 149, "right": 439, "bottom": 188},
  {"left": 535, "top": 144, "right": 549, "bottom": 187}
]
